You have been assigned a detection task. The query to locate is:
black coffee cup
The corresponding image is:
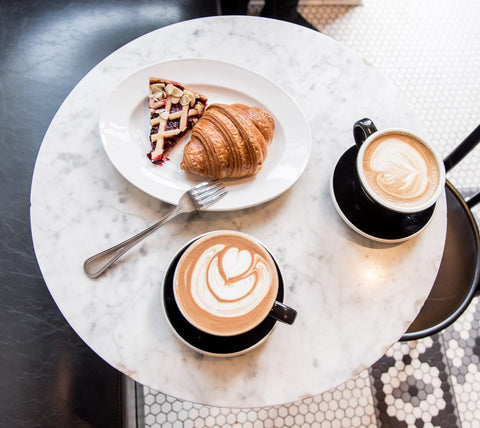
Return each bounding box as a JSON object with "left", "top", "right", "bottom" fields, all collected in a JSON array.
[
  {"left": 162, "top": 231, "right": 297, "bottom": 357},
  {"left": 353, "top": 118, "right": 445, "bottom": 214},
  {"left": 331, "top": 119, "right": 446, "bottom": 242}
]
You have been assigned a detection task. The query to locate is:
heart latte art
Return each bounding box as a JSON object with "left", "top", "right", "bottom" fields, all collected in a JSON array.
[
  {"left": 174, "top": 231, "right": 278, "bottom": 336},
  {"left": 362, "top": 133, "right": 441, "bottom": 209}
]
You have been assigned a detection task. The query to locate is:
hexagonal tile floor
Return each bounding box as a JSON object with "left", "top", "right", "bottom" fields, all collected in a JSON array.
[{"left": 142, "top": 0, "right": 480, "bottom": 426}]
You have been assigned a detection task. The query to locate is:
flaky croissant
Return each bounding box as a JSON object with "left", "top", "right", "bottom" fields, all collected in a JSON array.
[{"left": 180, "top": 103, "right": 275, "bottom": 179}]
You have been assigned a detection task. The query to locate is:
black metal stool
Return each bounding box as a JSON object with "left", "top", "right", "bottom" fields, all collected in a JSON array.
[{"left": 402, "top": 124, "right": 480, "bottom": 340}]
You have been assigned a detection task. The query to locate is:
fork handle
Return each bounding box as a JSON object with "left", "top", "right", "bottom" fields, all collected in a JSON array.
[{"left": 83, "top": 205, "right": 183, "bottom": 278}]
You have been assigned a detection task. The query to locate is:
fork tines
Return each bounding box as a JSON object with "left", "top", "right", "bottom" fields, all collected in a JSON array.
[
  {"left": 189, "top": 180, "right": 227, "bottom": 208},
  {"left": 190, "top": 180, "right": 218, "bottom": 190}
]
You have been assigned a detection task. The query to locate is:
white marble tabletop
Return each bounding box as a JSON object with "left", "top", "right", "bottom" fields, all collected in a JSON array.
[{"left": 30, "top": 16, "right": 446, "bottom": 407}]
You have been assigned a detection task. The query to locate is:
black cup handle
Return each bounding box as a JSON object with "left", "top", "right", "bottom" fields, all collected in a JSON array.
[
  {"left": 269, "top": 301, "right": 297, "bottom": 325},
  {"left": 353, "top": 118, "right": 378, "bottom": 148}
]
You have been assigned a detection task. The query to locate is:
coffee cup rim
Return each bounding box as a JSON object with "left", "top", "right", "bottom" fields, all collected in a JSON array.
[
  {"left": 162, "top": 236, "right": 284, "bottom": 357},
  {"left": 172, "top": 230, "right": 280, "bottom": 337},
  {"left": 356, "top": 128, "right": 446, "bottom": 214}
]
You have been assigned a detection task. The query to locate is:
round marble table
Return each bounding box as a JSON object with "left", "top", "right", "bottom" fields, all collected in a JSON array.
[{"left": 31, "top": 16, "right": 446, "bottom": 407}]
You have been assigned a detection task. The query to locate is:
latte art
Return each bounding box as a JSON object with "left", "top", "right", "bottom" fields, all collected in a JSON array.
[
  {"left": 174, "top": 231, "right": 278, "bottom": 336},
  {"left": 194, "top": 244, "right": 271, "bottom": 314},
  {"left": 362, "top": 133, "right": 441, "bottom": 209},
  {"left": 368, "top": 139, "right": 429, "bottom": 199}
]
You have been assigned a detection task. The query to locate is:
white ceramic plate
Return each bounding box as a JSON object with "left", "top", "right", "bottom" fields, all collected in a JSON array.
[{"left": 99, "top": 58, "right": 312, "bottom": 211}]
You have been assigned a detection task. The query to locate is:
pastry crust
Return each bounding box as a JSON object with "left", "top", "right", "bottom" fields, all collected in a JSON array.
[
  {"left": 148, "top": 77, "right": 207, "bottom": 164},
  {"left": 180, "top": 103, "right": 275, "bottom": 179}
]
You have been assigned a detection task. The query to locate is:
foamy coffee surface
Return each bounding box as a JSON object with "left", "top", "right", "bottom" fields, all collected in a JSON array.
[
  {"left": 362, "top": 132, "right": 441, "bottom": 209},
  {"left": 174, "top": 231, "right": 278, "bottom": 336}
]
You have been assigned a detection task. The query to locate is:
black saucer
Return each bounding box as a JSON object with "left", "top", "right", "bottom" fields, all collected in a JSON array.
[
  {"left": 331, "top": 146, "right": 435, "bottom": 242},
  {"left": 163, "top": 243, "right": 284, "bottom": 356}
]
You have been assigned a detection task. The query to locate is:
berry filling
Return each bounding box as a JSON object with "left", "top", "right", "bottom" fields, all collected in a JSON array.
[{"left": 148, "top": 78, "right": 207, "bottom": 165}]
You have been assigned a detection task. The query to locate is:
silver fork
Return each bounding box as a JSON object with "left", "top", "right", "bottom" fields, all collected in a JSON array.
[{"left": 83, "top": 181, "right": 227, "bottom": 278}]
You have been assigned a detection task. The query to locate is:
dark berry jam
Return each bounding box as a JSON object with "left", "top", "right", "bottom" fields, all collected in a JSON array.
[
  {"left": 188, "top": 116, "right": 199, "bottom": 127},
  {"left": 166, "top": 118, "right": 180, "bottom": 131},
  {"left": 163, "top": 136, "right": 179, "bottom": 152},
  {"left": 170, "top": 104, "right": 182, "bottom": 113}
]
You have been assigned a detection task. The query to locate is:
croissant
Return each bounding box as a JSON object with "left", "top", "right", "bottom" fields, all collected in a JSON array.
[{"left": 180, "top": 103, "right": 275, "bottom": 179}]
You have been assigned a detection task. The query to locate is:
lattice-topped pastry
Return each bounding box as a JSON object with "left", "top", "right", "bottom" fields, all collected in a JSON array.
[{"left": 148, "top": 78, "right": 207, "bottom": 164}]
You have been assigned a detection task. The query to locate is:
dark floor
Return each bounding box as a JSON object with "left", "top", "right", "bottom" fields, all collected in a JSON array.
[{"left": 0, "top": 1, "right": 219, "bottom": 427}]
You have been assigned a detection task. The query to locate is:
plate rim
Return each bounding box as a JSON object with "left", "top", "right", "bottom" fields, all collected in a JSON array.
[{"left": 99, "top": 57, "right": 312, "bottom": 211}]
